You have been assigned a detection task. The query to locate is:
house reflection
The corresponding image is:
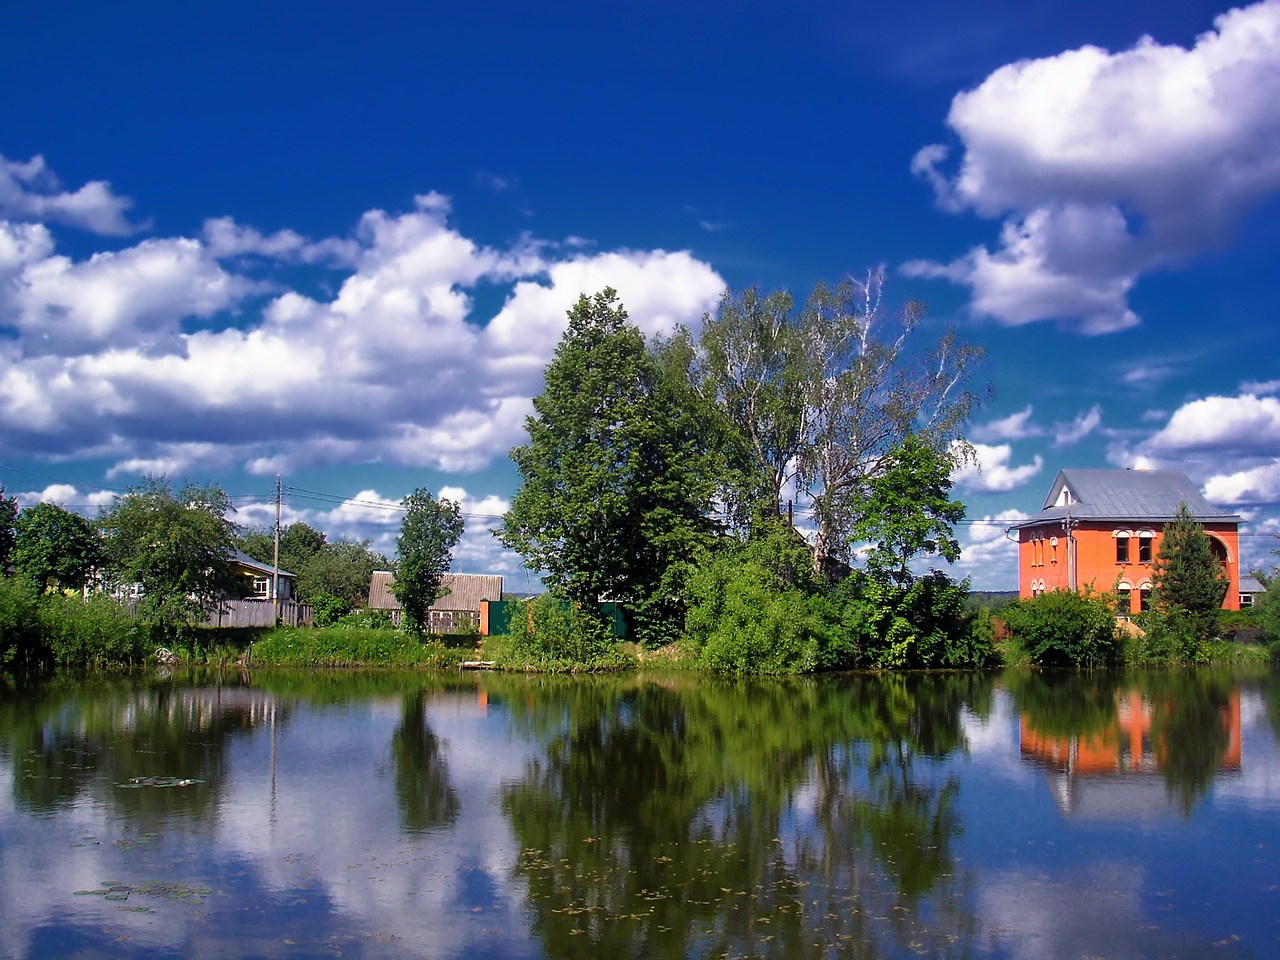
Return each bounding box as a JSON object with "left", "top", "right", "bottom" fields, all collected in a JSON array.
[{"left": 1019, "top": 688, "right": 1241, "bottom": 818}]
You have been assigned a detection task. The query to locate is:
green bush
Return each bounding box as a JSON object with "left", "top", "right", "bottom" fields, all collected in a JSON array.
[
  {"left": 684, "top": 533, "right": 832, "bottom": 674},
  {"left": 0, "top": 577, "right": 44, "bottom": 671},
  {"left": 834, "top": 570, "right": 993, "bottom": 670},
  {"left": 37, "top": 592, "right": 152, "bottom": 668},
  {"left": 1001, "top": 589, "right": 1121, "bottom": 668},
  {"left": 310, "top": 591, "right": 352, "bottom": 628},
  {"left": 487, "top": 594, "right": 632, "bottom": 672}
]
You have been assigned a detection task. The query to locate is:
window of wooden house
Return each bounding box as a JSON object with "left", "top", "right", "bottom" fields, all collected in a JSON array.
[{"left": 251, "top": 576, "right": 270, "bottom": 599}]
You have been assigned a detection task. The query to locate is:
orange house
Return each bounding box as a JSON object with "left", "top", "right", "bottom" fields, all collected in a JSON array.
[{"left": 1012, "top": 469, "right": 1242, "bottom": 613}]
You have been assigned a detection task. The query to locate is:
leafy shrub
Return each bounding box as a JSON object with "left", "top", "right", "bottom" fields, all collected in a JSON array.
[
  {"left": 310, "top": 591, "right": 352, "bottom": 628},
  {"left": 1001, "top": 589, "right": 1121, "bottom": 668},
  {"left": 833, "top": 570, "right": 993, "bottom": 669},
  {"left": 0, "top": 577, "right": 44, "bottom": 671},
  {"left": 488, "top": 594, "right": 631, "bottom": 672},
  {"left": 684, "top": 530, "right": 834, "bottom": 674},
  {"left": 37, "top": 592, "right": 151, "bottom": 668}
]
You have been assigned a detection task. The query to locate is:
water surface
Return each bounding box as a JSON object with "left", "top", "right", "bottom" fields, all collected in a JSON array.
[{"left": 1, "top": 668, "right": 1277, "bottom": 959}]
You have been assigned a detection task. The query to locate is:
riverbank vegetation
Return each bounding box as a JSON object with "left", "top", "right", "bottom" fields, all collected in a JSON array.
[{"left": 2, "top": 279, "right": 1278, "bottom": 676}]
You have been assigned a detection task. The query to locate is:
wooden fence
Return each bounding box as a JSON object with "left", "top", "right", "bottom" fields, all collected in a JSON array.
[{"left": 200, "top": 599, "right": 313, "bottom": 628}]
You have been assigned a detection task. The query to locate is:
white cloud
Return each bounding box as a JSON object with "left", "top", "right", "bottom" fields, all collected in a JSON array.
[
  {"left": 972, "top": 404, "right": 1038, "bottom": 442},
  {"left": 201, "top": 216, "right": 360, "bottom": 266},
  {"left": 908, "top": 1, "right": 1280, "bottom": 333},
  {"left": 0, "top": 179, "right": 725, "bottom": 479},
  {"left": 1052, "top": 404, "right": 1102, "bottom": 446},
  {"left": 952, "top": 509, "right": 1028, "bottom": 590},
  {"left": 0, "top": 154, "right": 142, "bottom": 235},
  {"left": 12, "top": 483, "right": 115, "bottom": 511},
  {"left": 1203, "top": 462, "right": 1280, "bottom": 505},
  {"left": 1145, "top": 394, "right": 1280, "bottom": 457},
  {"left": 953, "top": 442, "right": 1044, "bottom": 492}
]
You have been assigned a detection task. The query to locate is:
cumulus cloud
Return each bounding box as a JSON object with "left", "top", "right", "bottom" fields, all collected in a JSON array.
[
  {"left": 0, "top": 154, "right": 142, "bottom": 236},
  {"left": 972, "top": 404, "right": 1038, "bottom": 442},
  {"left": 906, "top": 0, "right": 1280, "bottom": 333},
  {"left": 952, "top": 510, "right": 1028, "bottom": 590},
  {"left": 953, "top": 442, "right": 1044, "bottom": 492},
  {"left": 1145, "top": 394, "right": 1280, "bottom": 456},
  {"left": 0, "top": 173, "right": 725, "bottom": 479}
]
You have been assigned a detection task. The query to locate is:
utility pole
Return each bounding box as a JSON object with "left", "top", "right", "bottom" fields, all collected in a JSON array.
[
  {"left": 1064, "top": 503, "right": 1077, "bottom": 592},
  {"left": 272, "top": 475, "right": 281, "bottom": 624}
]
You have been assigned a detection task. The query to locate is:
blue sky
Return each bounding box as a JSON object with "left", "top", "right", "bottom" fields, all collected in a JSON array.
[{"left": 3, "top": 0, "right": 1279, "bottom": 589}]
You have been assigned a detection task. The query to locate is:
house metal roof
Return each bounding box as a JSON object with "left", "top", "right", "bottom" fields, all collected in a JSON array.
[
  {"left": 367, "top": 571, "right": 504, "bottom": 612},
  {"left": 1013, "top": 469, "right": 1241, "bottom": 529},
  {"left": 230, "top": 549, "right": 297, "bottom": 580}
]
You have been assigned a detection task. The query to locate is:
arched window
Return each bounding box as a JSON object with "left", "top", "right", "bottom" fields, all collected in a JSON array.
[
  {"left": 1117, "top": 581, "right": 1133, "bottom": 615},
  {"left": 1138, "top": 582, "right": 1153, "bottom": 613},
  {"left": 1114, "top": 529, "right": 1131, "bottom": 564},
  {"left": 1137, "top": 528, "right": 1155, "bottom": 564}
]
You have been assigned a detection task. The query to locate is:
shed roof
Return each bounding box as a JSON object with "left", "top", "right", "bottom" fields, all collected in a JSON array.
[
  {"left": 367, "top": 571, "right": 504, "bottom": 612},
  {"left": 1013, "top": 469, "right": 1240, "bottom": 529}
]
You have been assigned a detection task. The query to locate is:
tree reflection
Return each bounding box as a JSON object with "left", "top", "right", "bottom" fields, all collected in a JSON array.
[
  {"left": 495, "top": 672, "right": 988, "bottom": 959},
  {"left": 0, "top": 674, "right": 274, "bottom": 821},
  {"left": 391, "top": 687, "right": 460, "bottom": 834}
]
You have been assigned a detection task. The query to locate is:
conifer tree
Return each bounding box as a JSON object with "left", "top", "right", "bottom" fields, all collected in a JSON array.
[{"left": 1151, "top": 500, "right": 1227, "bottom": 658}]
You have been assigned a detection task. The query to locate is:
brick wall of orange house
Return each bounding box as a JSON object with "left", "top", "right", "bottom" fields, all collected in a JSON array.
[{"left": 1018, "top": 520, "right": 1240, "bottom": 611}]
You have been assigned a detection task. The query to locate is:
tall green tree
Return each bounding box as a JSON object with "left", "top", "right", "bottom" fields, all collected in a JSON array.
[
  {"left": 98, "top": 477, "right": 239, "bottom": 635},
  {"left": 0, "top": 484, "right": 17, "bottom": 570},
  {"left": 501, "top": 288, "right": 721, "bottom": 644},
  {"left": 1150, "top": 500, "right": 1228, "bottom": 658},
  {"left": 852, "top": 434, "right": 965, "bottom": 586},
  {"left": 12, "top": 502, "right": 103, "bottom": 593},
  {"left": 393, "top": 488, "right": 464, "bottom": 637},
  {"left": 298, "top": 537, "right": 390, "bottom": 605},
  {"left": 238, "top": 521, "right": 328, "bottom": 587}
]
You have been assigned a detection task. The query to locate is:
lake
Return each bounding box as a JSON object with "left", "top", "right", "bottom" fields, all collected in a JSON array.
[{"left": 1, "top": 667, "right": 1277, "bottom": 959}]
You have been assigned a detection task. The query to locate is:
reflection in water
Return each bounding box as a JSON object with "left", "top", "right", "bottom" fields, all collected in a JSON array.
[
  {"left": 0, "top": 667, "right": 1275, "bottom": 960},
  {"left": 496, "top": 673, "right": 984, "bottom": 959},
  {"left": 391, "top": 687, "right": 460, "bottom": 833},
  {"left": 1013, "top": 671, "right": 1242, "bottom": 817}
]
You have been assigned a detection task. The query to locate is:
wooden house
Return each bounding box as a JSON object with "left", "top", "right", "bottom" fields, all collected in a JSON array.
[{"left": 367, "top": 571, "right": 504, "bottom": 633}]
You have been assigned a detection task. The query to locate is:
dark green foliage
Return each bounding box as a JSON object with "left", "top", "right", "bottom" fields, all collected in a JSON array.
[
  {"left": 37, "top": 592, "right": 152, "bottom": 668},
  {"left": 834, "top": 569, "right": 992, "bottom": 669},
  {"left": 0, "top": 576, "right": 43, "bottom": 671},
  {"left": 309, "top": 591, "right": 352, "bottom": 627},
  {"left": 393, "top": 489, "right": 464, "bottom": 637},
  {"left": 1001, "top": 589, "right": 1121, "bottom": 668},
  {"left": 0, "top": 485, "right": 17, "bottom": 569},
  {"left": 1150, "top": 501, "right": 1228, "bottom": 661},
  {"left": 98, "top": 477, "right": 239, "bottom": 638},
  {"left": 12, "top": 501, "right": 103, "bottom": 592},
  {"left": 501, "top": 289, "right": 720, "bottom": 646},
  {"left": 298, "top": 537, "right": 390, "bottom": 605},
  {"left": 684, "top": 523, "right": 832, "bottom": 674},
  {"left": 238, "top": 521, "right": 328, "bottom": 585},
  {"left": 853, "top": 435, "right": 964, "bottom": 586}
]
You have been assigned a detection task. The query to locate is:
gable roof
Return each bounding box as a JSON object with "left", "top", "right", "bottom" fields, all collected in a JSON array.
[
  {"left": 367, "top": 571, "right": 504, "bottom": 612},
  {"left": 230, "top": 549, "right": 297, "bottom": 580},
  {"left": 1014, "top": 469, "right": 1240, "bottom": 528}
]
